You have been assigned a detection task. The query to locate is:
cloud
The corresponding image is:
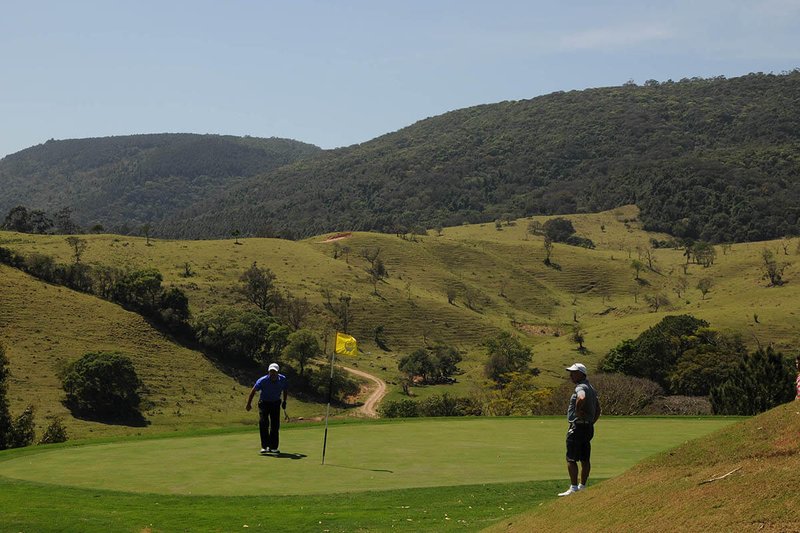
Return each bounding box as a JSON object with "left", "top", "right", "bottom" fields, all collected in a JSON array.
[{"left": 560, "top": 25, "right": 673, "bottom": 51}]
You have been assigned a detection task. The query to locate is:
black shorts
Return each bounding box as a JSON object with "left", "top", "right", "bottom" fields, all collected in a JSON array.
[{"left": 566, "top": 423, "right": 594, "bottom": 462}]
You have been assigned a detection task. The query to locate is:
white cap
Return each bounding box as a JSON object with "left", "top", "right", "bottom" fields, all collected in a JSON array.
[
  {"left": 566, "top": 363, "right": 587, "bottom": 375},
  {"left": 268, "top": 363, "right": 279, "bottom": 372}
]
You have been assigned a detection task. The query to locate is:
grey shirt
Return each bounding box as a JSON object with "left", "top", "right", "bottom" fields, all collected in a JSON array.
[{"left": 567, "top": 378, "right": 599, "bottom": 425}]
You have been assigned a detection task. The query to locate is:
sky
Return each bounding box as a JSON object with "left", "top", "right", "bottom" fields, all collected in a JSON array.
[{"left": 1, "top": 0, "right": 799, "bottom": 158}]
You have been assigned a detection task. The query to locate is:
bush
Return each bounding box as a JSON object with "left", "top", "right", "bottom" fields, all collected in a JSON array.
[
  {"left": 305, "top": 365, "right": 360, "bottom": 403},
  {"left": 534, "top": 373, "right": 663, "bottom": 415},
  {"left": 39, "top": 417, "right": 69, "bottom": 444},
  {"left": 379, "top": 399, "right": 420, "bottom": 418},
  {"left": 8, "top": 405, "right": 36, "bottom": 448},
  {"left": 710, "top": 346, "right": 795, "bottom": 415},
  {"left": 62, "top": 352, "right": 142, "bottom": 418},
  {"left": 640, "top": 395, "right": 712, "bottom": 415}
]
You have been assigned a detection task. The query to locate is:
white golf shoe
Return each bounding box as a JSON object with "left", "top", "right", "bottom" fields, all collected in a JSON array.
[{"left": 558, "top": 485, "right": 581, "bottom": 496}]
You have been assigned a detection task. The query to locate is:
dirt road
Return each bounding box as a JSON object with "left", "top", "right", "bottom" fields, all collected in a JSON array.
[{"left": 341, "top": 365, "right": 387, "bottom": 417}]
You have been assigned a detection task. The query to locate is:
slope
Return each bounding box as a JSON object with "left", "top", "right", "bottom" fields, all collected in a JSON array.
[
  {"left": 0, "top": 263, "right": 267, "bottom": 439},
  {"left": 487, "top": 401, "right": 800, "bottom": 532},
  {"left": 0, "top": 133, "right": 321, "bottom": 232},
  {"left": 164, "top": 71, "right": 800, "bottom": 241}
]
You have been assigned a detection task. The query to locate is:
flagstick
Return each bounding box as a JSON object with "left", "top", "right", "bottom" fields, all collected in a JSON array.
[{"left": 321, "top": 341, "right": 336, "bottom": 465}]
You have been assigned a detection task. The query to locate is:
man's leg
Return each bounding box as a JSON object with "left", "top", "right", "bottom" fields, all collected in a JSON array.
[
  {"left": 567, "top": 460, "right": 579, "bottom": 485},
  {"left": 258, "top": 402, "right": 269, "bottom": 450},
  {"left": 267, "top": 401, "right": 281, "bottom": 450},
  {"left": 580, "top": 460, "right": 591, "bottom": 485}
]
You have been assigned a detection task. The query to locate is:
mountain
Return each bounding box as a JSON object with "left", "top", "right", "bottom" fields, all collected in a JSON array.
[
  {"left": 161, "top": 71, "right": 800, "bottom": 241},
  {"left": 0, "top": 133, "right": 321, "bottom": 232},
  {"left": 2, "top": 72, "right": 800, "bottom": 242}
]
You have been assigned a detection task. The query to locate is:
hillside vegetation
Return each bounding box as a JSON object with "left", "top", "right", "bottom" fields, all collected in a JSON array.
[
  {"left": 0, "top": 133, "right": 321, "bottom": 232},
  {"left": 488, "top": 401, "right": 800, "bottom": 532},
  {"left": 163, "top": 71, "right": 800, "bottom": 241},
  {"left": 2, "top": 73, "right": 799, "bottom": 243},
  {"left": 1, "top": 206, "right": 798, "bottom": 439}
]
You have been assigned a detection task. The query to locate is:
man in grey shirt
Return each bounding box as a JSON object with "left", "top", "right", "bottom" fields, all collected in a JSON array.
[{"left": 559, "top": 363, "right": 601, "bottom": 496}]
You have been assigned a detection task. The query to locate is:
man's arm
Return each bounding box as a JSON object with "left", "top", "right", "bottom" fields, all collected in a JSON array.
[
  {"left": 282, "top": 384, "right": 288, "bottom": 408},
  {"left": 245, "top": 387, "right": 257, "bottom": 411},
  {"left": 575, "top": 389, "right": 586, "bottom": 418},
  {"left": 593, "top": 397, "right": 601, "bottom": 423}
]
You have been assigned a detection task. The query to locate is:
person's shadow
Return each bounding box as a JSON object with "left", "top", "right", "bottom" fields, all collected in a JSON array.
[{"left": 261, "top": 452, "right": 307, "bottom": 460}]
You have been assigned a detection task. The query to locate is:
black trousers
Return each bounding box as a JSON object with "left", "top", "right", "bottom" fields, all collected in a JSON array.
[{"left": 258, "top": 400, "right": 281, "bottom": 450}]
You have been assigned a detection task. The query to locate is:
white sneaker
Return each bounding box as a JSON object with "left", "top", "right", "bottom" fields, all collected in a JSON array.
[
  {"left": 270, "top": 448, "right": 280, "bottom": 454},
  {"left": 578, "top": 484, "right": 586, "bottom": 490},
  {"left": 260, "top": 448, "right": 267, "bottom": 454},
  {"left": 558, "top": 485, "right": 580, "bottom": 496}
]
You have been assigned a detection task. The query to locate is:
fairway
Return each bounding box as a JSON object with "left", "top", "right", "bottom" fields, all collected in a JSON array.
[{"left": 0, "top": 417, "right": 737, "bottom": 497}]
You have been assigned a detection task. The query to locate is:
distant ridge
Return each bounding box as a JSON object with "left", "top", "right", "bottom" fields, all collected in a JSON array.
[
  {"left": 0, "top": 133, "right": 321, "bottom": 232},
  {"left": 2, "top": 72, "right": 800, "bottom": 242}
]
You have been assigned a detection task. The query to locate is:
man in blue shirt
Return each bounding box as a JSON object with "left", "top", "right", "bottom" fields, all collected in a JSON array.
[
  {"left": 558, "top": 362, "right": 601, "bottom": 496},
  {"left": 246, "top": 362, "right": 288, "bottom": 454}
]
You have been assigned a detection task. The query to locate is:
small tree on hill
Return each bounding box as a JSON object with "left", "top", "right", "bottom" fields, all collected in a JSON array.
[
  {"left": 239, "top": 262, "right": 282, "bottom": 314},
  {"left": 399, "top": 349, "right": 437, "bottom": 384},
  {"left": 484, "top": 332, "right": 533, "bottom": 385},
  {"left": 761, "top": 249, "right": 788, "bottom": 286},
  {"left": 696, "top": 277, "right": 714, "bottom": 299},
  {"left": 282, "top": 329, "right": 321, "bottom": 377},
  {"left": 62, "top": 352, "right": 142, "bottom": 419},
  {"left": 543, "top": 236, "right": 554, "bottom": 265},
  {"left": 65, "top": 236, "right": 88, "bottom": 264},
  {"left": 39, "top": 417, "right": 69, "bottom": 444}
]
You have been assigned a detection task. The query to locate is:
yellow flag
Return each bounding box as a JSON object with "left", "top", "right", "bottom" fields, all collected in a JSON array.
[{"left": 335, "top": 332, "right": 357, "bottom": 356}]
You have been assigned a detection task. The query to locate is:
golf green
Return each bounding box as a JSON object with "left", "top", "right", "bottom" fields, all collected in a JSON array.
[{"left": 0, "top": 417, "right": 737, "bottom": 496}]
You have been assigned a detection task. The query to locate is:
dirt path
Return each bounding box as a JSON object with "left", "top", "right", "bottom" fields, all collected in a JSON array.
[{"left": 341, "top": 365, "right": 387, "bottom": 418}]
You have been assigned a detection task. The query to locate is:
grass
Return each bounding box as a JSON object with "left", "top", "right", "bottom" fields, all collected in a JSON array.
[
  {"left": 486, "top": 402, "right": 800, "bottom": 532},
  {"left": 0, "top": 416, "right": 738, "bottom": 532},
  {"left": 1, "top": 205, "right": 798, "bottom": 439}
]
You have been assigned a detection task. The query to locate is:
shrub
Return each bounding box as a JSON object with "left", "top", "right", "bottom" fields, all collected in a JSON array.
[
  {"left": 39, "top": 417, "right": 69, "bottom": 444},
  {"left": 534, "top": 373, "right": 663, "bottom": 415},
  {"left": 8, "top": 405, "right": 36, "bottom": 448},
  {"left": 379, "top": 399, "right": 420, "bottom": 418},
  {"left": 710, "top": 346, "right": 795, "bottom": 415},
  {"left": 62, "top": 352, "right": 142, "bottom": 418},
  {"left": 640, "top": 395, "right": 712, "bottom": 415}
]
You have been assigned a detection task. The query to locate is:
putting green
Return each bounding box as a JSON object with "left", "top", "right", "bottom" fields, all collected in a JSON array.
[{"left": 0, "top": 417, "right": 737, "bottom": 496}]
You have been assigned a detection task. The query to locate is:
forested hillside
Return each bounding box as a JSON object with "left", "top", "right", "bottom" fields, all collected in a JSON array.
[
  {"left": 163, "top": 71, "right": 800, "bottom": 241},
  {"left": 0, "top": 134, "right": 321, "bottom": 232},
  {"left": 2, "top": 72, "right": 799, "bottom": 243}
]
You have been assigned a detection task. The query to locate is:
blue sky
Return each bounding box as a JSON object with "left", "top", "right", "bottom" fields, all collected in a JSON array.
[{"left": 1, "top": 0, "right": 798, "bottom": 158}]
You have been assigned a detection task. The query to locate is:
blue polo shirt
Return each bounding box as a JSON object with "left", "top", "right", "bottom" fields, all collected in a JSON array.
[{"left": 254, "top": 374, "right": 288, "bottom": 402}]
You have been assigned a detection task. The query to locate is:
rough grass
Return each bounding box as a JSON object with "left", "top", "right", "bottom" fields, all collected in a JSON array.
[{"left": 485, "top": 402, "right": 800, "bottom": 532}]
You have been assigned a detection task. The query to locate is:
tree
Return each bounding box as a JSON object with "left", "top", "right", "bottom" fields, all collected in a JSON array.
[
  {"left": 239, "top": 262, "right": 282, "bottom": 314},
  {"left": 691, "top": 241, "right": 716, "bottom": 267},
  {"left": 644, "top": 293, "right": 670, "bottom": 312},
  {"left": 543, "top": 236, "right": 554, "bottom": 265},
  {"left": 232, "top": 229, "right": 242, "bottom": 245},
  {"left": 280, "top": 291, "right": 312, "bottom": 331},
  {"left": 761, "top": 249, "right": 788, "bottom": 286},
  {"left": 65, "top": 236, "right": 88, "bottom": 264},
  {"left": 542, "top": 217, "right": 575, "bottom": 242},
  {"left": 696, "top": 277, "right": 714, "bottom": 299},
  {"left": 527, "top": 220, "right": 543, "bottom": 237},
  {"left": 62, "top": 352, "right": 142, "bottom": 418},
  {"left": 193, "top": 307, "right": 284, "bottom": 364},
  {"left": 673, "top": 276, "right": 689, "bottom": 299},
  {"left": 2, "top": 206, "right": 32, "bottom": 232},
  {"left": 484, "top": 332, "right": 533, "bottom": 384},
  {"left": 631, "top": 259, "right": 646, "bottom": 280},
  {"left": 0, "top": 343, "right": 13, "bottom": 449},
  {"left": 322, "top": 290, "right": 353, "bottom": 333},
  {"left": 599, "top": 314, "right": 708, "bottom": 389},
  {"left": 282, "top": 329, "right": 320, "bottom": 377},
  {"left": 399, "top": 349, "right": 437, "bottom": 384},
  {"left": 8, "top": 406, "right": 36, "bottom": 448},
  {"left": 140, "top": 224, "right": 152, "bottom": 246},
  {"left": 710, "top": 346, "right": 795, "bottom": 415},
  {"left": 667, "top": 329, "right": 747, "bottom": 396},
  {"left": 367, "top": 257, "right": 388, "bottom": 294},
  {"left": 571, "top": 325, "right": 586, "bottom": 352},
  {"left": 112, "top": 268, "right": 164, "bottom": 312},
  {"left": 54, "top": 207, "right": 79, "bottom": 234},
  {"left": 430, "top": 342, "right": 462, "bottom": 382},
  {"left": 39, "top": 417, "right": 68, "bottom": 444}
]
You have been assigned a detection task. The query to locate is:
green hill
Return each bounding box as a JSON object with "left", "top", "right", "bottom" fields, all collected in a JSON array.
[
  {"left": 2, "top": 73, "right": 800, "bottom": 243},
  {"left": 1, "top": 206, "right": 798, "bottom": 440},
  {"left": 0, "top": 133, "right": 321, "bottom": 232},
  {"left": 487, "top": 401, "right": 800, "bottom": 532},
  {"left": 164, "top": 71, "right": 800, "bottom": 241}
]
